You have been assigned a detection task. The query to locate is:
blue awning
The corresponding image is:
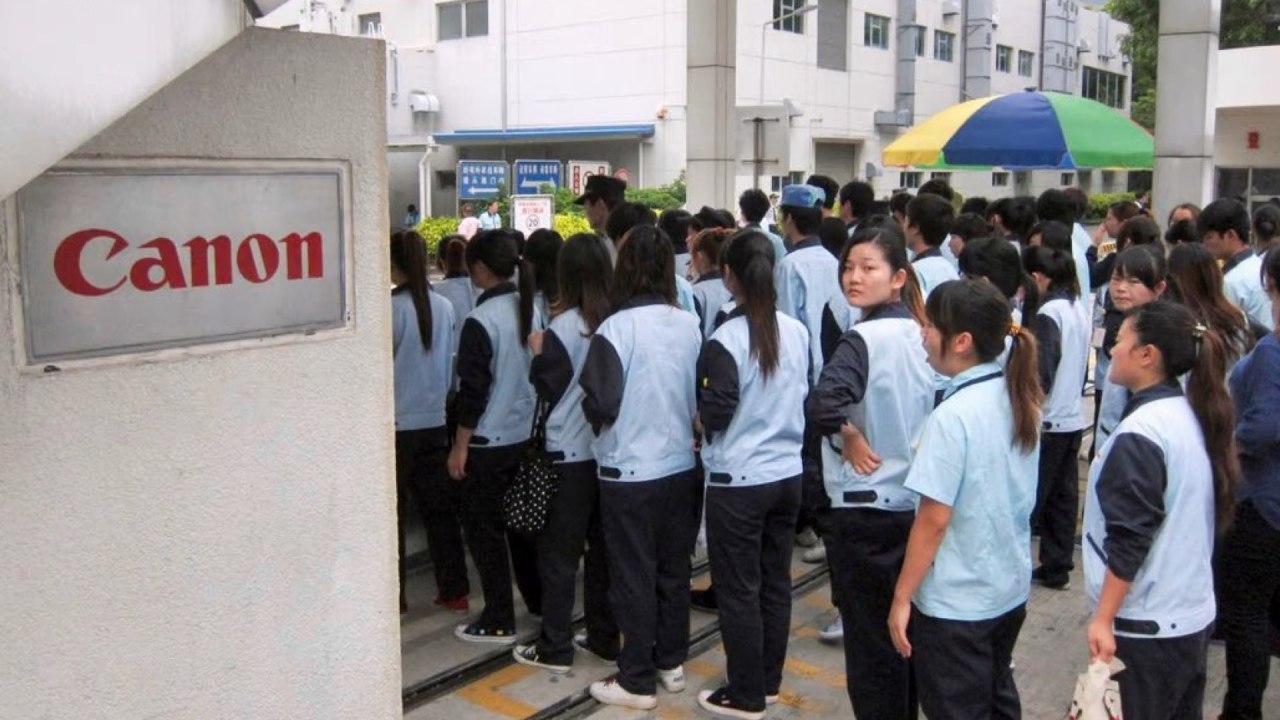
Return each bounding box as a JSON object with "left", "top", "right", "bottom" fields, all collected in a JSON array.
[{"left": 434, "top": 124, "right": 655, "bottom": 146}]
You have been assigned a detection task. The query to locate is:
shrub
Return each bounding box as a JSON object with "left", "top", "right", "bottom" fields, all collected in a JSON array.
[
  {"left": 415, "top": 216, "right": 461, "bottom": 258},
  {"left": 1085, "top": 192, "right": 1137, "bottom": 221},
  {"left": 554, "top": 213, "right": 593, "bottom": 238}
]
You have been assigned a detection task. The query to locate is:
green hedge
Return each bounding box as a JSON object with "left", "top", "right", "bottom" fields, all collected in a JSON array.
[
  {"left": 1085, "top": 192, "right": 1137, "bottom": 221},
  {"left": 414, "top": 214, "right": 596, "bottom": 258}
]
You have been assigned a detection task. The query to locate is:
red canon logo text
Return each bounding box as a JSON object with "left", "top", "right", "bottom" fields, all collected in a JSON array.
[{"left": 53, "top": 228, "right": 324, "bottom": 296}]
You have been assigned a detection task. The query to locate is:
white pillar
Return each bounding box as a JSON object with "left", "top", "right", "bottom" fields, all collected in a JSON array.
[
  {"left": 686, "top": 0, "right": 737, "bottom": 210},
  {"left": 1153, "top": 0, "right": 1219, "bottom": 219}
]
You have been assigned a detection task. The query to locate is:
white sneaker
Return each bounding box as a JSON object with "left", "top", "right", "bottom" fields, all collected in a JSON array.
[
  {"left": 766, "top": 693, "right": 780, "bottom": 705},
  {"left": 802, "top": 541, "right": 826, "bottom": 563},
  {"left": 590, "top": 678, "right": 657, "bottom": 710},
  {"left": 658, "top": 665, "right": 686, "bottom": 693},
  {"left": 819, "top": 614, "right": 844, "bottom": 643}
]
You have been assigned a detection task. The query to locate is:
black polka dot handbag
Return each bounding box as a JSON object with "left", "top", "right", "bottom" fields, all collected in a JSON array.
[{"left": 503, "top": 397, "right": 559, "bottom": 534}]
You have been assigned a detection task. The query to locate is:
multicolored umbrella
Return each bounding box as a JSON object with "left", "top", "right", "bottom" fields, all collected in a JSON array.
[{"left": 882, "top": 90, "right": 1153, "bottom": 170}]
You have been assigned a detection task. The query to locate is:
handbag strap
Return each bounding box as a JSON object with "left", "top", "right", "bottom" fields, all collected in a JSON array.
[{"left": 529, "top": 396, "right": 551, "bottom": 449}]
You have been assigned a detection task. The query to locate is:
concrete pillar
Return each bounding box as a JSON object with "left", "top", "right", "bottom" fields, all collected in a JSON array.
[
  {"left": 1153, "top": 0, "right": 1220, "bottom": 218},
  {"left": 686, "top": 0, "right": 737, "bottom": 211}
]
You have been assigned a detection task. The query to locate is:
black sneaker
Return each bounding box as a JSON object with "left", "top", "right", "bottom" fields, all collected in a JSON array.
[
  {"left": 1032, "top": 566, "right": 1070, "bottom": 591},
  {"left": 573, "top": 630, "right": 619, "bottom": 662},
  {"left": 454, "top": 621, "right": 518, "bottom": 645},
  {"left": 691, "top": 586, "right": 718, "bottom": 613},
  {"left": 697, "top": 687, "right": 765, "bottom": 720},
  {"left": 512, "top": 644, "right": 570, "bottom": 673}
]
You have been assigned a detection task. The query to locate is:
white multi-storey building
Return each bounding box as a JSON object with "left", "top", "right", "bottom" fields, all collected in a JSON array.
[{"left": 258, "top": 1, "right": 1134, "bottom": 220}]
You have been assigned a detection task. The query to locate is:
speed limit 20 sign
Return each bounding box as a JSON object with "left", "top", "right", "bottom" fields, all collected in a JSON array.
[{"left": 510, "top": 195, "right": 554, "bottom": 235}]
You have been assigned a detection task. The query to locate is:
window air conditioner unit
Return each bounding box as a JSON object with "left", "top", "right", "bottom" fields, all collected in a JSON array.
[
  {"left": 942, "top": 1, "right": 960, "bottom": 17},
  {"left": 1078, "top": 38, "right": 1091, "bottom": 53}
]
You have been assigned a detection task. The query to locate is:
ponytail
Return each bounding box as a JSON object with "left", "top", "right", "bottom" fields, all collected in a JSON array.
[
  {"left": 901, "top": 263, "right": 926, "bottom": 325},
  {"left": 390, "top": 229, "right": 433, "bottom": 351},
  {"left": 926, "top": 280, "right": 1043, "bottom": 452},
  {"left": 1005, "top": 325, "right": 1043, "bottom": 453},
  {"left": 726, "top": 231, "right": 780, "bottom": 377},
  {"left": 1128, "top": 301, "right": 1240, "bottom": 530},
  {"left": 517, "top": 256, "right": 535, "bottom": 346}
]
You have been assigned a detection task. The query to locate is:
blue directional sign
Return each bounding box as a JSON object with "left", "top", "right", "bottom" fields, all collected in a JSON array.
[
  {"left": 512, "top": 159, "right": 564, "bottom": 195},
  {"left": 457, "top": 161, "right": 508, "bottom": 200}
]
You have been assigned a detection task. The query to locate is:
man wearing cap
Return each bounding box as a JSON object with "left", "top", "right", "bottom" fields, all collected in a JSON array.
[
  {"left": 575, "top": 175, "right": 628, "bottom": 262},
  {"left": 775, "top": 183, "right": 856, "bottom": 643}
]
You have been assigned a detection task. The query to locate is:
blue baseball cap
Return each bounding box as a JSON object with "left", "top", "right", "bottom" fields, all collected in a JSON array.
[{"left": 779, "top": 184, "right": 826, "bottom": 210}]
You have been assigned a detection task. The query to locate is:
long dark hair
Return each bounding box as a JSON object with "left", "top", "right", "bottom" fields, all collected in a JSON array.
[
  {"left": 465, "top": 229, "right": 535, "bottom": 346},
  {"left": 1022, "top": 244, "right": 1081, "bottom": 300},
  {"left": 1127, "top": 301, "right": 1239, "bottom": 530},
  {"left": 1166, "top": 243, "right": 1254, "bottom": 365},
  {"left": 959, "top": 236, "right": 1041, "bottom": 320},
  {"left": 840, "top": 223, "right": 925, "bottom": 323},
  {"left": 1266, "top": 246, "right": 1280, "bottom": 335},
  {"left": 1254, "top": 204, "right": 1280, "bottom": 250},
  {"left": 554, "top": 233, "right": 614, "bottom": 334},
  {"left": 438, "top": 234, "right": 469, "bottom": 276},
  {"left": 525, "top": 229, "right": 563, "bottom": 307},
  {"left": 390, "top": 229, "right": 434, "bottom": 351},
  {"left": 926, "top": 280, "right": 1042, "bottom": 452},
  {"left": 610, "top": 225, "right": 676, "bottom": 309},
  {"left": 725, "top": 230, "right": 781, "bottom": 377}
]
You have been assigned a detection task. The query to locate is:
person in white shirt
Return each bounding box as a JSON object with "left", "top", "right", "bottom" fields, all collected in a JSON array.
[
  {"left": 904, "top": 194, "right": 960, "bottom": 300},
  {"left": 1201, "top": 198, "right": 1274, "bottom": 330},
  {"left": 403, "top": 203, "right": 420, "bottom": 227},
  {"left": 479, "top": 201, "right": 502, "bottom": 230}
]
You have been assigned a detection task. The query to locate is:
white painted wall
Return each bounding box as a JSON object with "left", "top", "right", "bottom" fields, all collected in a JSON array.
[
  {"left": 258, "top": 0, "right": 1133, "bottom": 207},
  {"left": 0, "top": 0, "right": 247, "bottom": 200},
  {"left": 0, "top": 29, "right": 400, "bottom": 720}
]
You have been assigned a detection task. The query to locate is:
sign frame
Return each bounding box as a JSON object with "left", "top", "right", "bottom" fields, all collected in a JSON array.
[
  {"left": 510, "top": 194, "right": 555, "bottom": 236},
  {"left": 512, "top": 159, "right": 563, "bottom": 195},
  {"left": 457, "top": 160, "right": 509, "bottom": 201},
  {"left": 565, "top": 160, "right": 612, "bottom": 198},
  {"left": 8, "top": 158, "right": 354, "bottom": 369}
]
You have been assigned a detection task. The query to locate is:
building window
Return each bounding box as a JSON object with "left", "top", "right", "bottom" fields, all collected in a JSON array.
[
  {"left": 996, "top": 45, "right": 1012, "bottom": 73},
  {"left": 930, "top": 172, "right": 952, "bottom": 183},
  {"left": 816, "top": 0, "right": 848, "bottom": 71},
  {"left": 992, "top": 171, "right": 1010, "bottom": 187},
  {"left": 1018, "top": 50, "right": 1034, "bottom": 77},
  {"left": 358, "top": 12, "right": 381, "bottom": 36},
  {"left": 914, "top": 27, "right": 925, "bottom": 57},
  {"left": 771, "top": 172, "right": 806, "bottom": 192},
  {"left": 773, "top": 0, "right": 807, "bottom": 34},
  {"left": 438, "top": 0, "right": 488, "bottom": 40},
  {"left": 1060, "top": 172, "right": 1075, "bottom": 187},
  {"left": 281, "top": 24, "right": 300, "bottom": 32},
  {"left": 900, "top": 171, "right": 922, "bottom": 189},
  {"left": 934, "top": 31, "right": 955, "bottom": 62},
  {"left": 865, "top": 13, "right": 891, "bottom": 49},
  {"left": 1081, "top": 66, "right": 1127, "bottom": 109}
]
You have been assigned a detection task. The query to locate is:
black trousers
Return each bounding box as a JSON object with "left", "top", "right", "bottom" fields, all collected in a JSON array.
[
  {"left": 797, "top": 418, "right": 827, "bottom": 534},
  {"left": 706, "top": 476, "right": 802, "bottom": 710},
  {"left": 1220, "top": 500, "right": 1280, "bottom": 720},
  {"left": 600, "top": 469, "right": 702, "bottom": 695},
  {"left": 396, "top": 428, "right": 469, "bottom": 608},
  {"left": 1114, "top": 626, "right": 1212, "bottom": 720},
  {"left": 826, "top": 507, "right": 918, "bottom": 720},
  {"left": 1034, "top": 430, "right": 1082, "bottom": 580},
  {"left": 535, "top": 460, "right": 617, "bottom": 664},
  {"left": 911, "top": 605, "right": 1026, "bottom": 720},
  {"left": 460, "top": 443, "right": 541, "bottom": 628}
]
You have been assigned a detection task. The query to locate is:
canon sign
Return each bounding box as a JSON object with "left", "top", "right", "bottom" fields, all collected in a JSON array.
[
  {"left": 16, "top": 163, "right": 349, "bottom": 362},
  {"left": 53, "top": 228, "right": 325, "bottom": 296}
]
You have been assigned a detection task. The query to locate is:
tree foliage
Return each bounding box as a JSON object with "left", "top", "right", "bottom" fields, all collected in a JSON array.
[{"left": 1105, "top": 0, "right": 1280, "bottom": 129}]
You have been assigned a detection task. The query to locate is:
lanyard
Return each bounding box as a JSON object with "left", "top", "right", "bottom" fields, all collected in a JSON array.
[{"left": 934, "top": 371, "right": 1004, "bottom": 409}]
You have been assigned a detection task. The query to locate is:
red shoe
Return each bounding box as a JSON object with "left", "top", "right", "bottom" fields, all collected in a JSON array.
[{"left": 434, "top": 595, "right": 470, "bottom": 614}]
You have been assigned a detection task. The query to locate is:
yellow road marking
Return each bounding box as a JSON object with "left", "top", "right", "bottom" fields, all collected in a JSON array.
[
  {"left": 776, "top": 690, "right": 825, "bottom": 712},
  {"left": 783, "top": 656, "right": 847, "bottom": 688},
  {"left": 455, "top": 664, "right": 538, "bottom": 719},
  {"left": 684, "top": 658, "right": 721, "bottom": 678}
]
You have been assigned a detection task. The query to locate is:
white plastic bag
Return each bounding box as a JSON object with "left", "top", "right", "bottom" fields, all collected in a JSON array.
[{"left": 1066, "top": 659, "right": 1124, "bottom": 720}]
